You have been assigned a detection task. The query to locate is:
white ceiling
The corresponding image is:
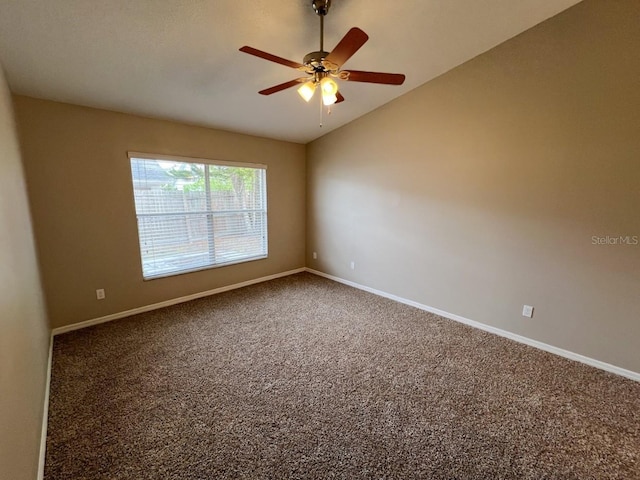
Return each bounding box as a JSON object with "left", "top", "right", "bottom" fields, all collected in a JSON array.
[{"left": 0, "top": 0, "right": 582, "bottom": 144}]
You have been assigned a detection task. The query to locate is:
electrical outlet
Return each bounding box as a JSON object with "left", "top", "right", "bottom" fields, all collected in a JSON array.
[
  {"left": 313, "top": 252, "right": 317, "bottom": 260},
  {"left": 522, "top": 305, "right": 534, "bottom": 318},
  {"left": 96, "top": 288, "right": 105, "bottom": 300},
  {"left": 350, "top": 261, "right": 355, "bottom": 270}
]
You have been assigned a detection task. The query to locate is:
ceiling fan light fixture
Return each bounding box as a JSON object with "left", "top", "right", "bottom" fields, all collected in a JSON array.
[
  {"left": 297, "top": 81, "right": 316, "bottom": 102},
  {"left": 320, "top": 76, "right": 338, "bottom": 105},
  {"left": 320, "top": 76, "right": 338, "bottom": 96}
]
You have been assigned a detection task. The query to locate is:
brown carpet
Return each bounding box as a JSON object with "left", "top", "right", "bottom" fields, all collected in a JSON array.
[{"left": 46, "top": 272, "right": 640, "bottom": 479}]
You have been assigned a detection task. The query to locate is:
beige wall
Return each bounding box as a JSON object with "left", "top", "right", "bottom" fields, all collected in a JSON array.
[
  {"left": 14, "top": 97, "right": 306, "bottom": 329},
  {"left": 0, "top": 68, "right": 50, "bottom": 479},
  {"left": 307, "top": 0, "right": 640, "bottom": 372}
]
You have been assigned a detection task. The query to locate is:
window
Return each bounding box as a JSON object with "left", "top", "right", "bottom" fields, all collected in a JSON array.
[{"left": 128, "top": 153, "right": 267, "bottom": 279}]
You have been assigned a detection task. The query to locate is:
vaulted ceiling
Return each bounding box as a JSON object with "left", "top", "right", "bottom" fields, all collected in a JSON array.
[{"left": 0, "top": 0, "right": 582, "bottom": 143}]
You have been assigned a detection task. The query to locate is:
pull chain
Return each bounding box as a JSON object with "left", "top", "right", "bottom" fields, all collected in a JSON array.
[{"left": 319, "top": 12, "right": 325, "bottom": 127}]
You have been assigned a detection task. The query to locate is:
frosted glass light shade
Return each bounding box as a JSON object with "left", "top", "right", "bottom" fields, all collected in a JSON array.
[
  {"left": 297, "top": 81, "right": 316, "bottom": 102},
  {"left": 322, "top": 93, "right": 338, "bottom": 106},
  {"left": 320, "top": 77, "right": 338, "bottom": 96}
]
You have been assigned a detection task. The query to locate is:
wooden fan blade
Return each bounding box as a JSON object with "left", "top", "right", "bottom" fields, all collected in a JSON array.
[
  {"left": 325, "top": 27, "right": 369, "bottom": 68},
  {"left": 344, "top": 70, "right": 406, "bottom": 85},
  {"left": 240, "top": 46, "right": 304, "bottom": 69},
  {"left": 336, "top": 92, "right": 345, "bottom": 104},
  {"left": 259, "top": 78, "right": 307, "bottom": 96}
]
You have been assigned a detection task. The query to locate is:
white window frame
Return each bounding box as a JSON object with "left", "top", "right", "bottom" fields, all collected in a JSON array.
[{"left": 128, "top": 152, "right": 268, "bottom": 280}]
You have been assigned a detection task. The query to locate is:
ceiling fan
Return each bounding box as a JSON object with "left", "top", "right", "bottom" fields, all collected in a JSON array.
[{"left": 239, "top": 0, "right": 406, "bottom": 107}]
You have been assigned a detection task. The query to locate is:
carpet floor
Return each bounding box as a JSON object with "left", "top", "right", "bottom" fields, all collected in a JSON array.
[{"left": 46, "top": 273, "right": 640, "bottom": 479}]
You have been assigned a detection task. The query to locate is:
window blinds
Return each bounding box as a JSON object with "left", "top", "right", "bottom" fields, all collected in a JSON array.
[{"left": 129, "top": 155, "right": 267, "bottom": 279}]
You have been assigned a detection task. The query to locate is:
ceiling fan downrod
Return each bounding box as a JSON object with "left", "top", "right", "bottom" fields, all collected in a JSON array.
[{"left": 312, "top": 0, "right": 331, "bottom": 52}]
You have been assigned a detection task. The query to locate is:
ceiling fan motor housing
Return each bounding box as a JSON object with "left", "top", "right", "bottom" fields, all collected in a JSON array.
[
  {"left": 303, "top": 50, "right": 330, "bottom": 70},
  {"left": 312, "top": 0, "right": 331, "bottom": 16}
]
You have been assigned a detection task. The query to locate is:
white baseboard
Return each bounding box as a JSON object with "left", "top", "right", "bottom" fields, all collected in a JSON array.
[
  {"left": 305, "top": 268, "right": 640, "bottom": 382},
  {"left": 38, "top": 334, "right": 53, "bottom": 480},
  {"left": 52, "top": 268, "right": 306, "bottom": 336}
]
